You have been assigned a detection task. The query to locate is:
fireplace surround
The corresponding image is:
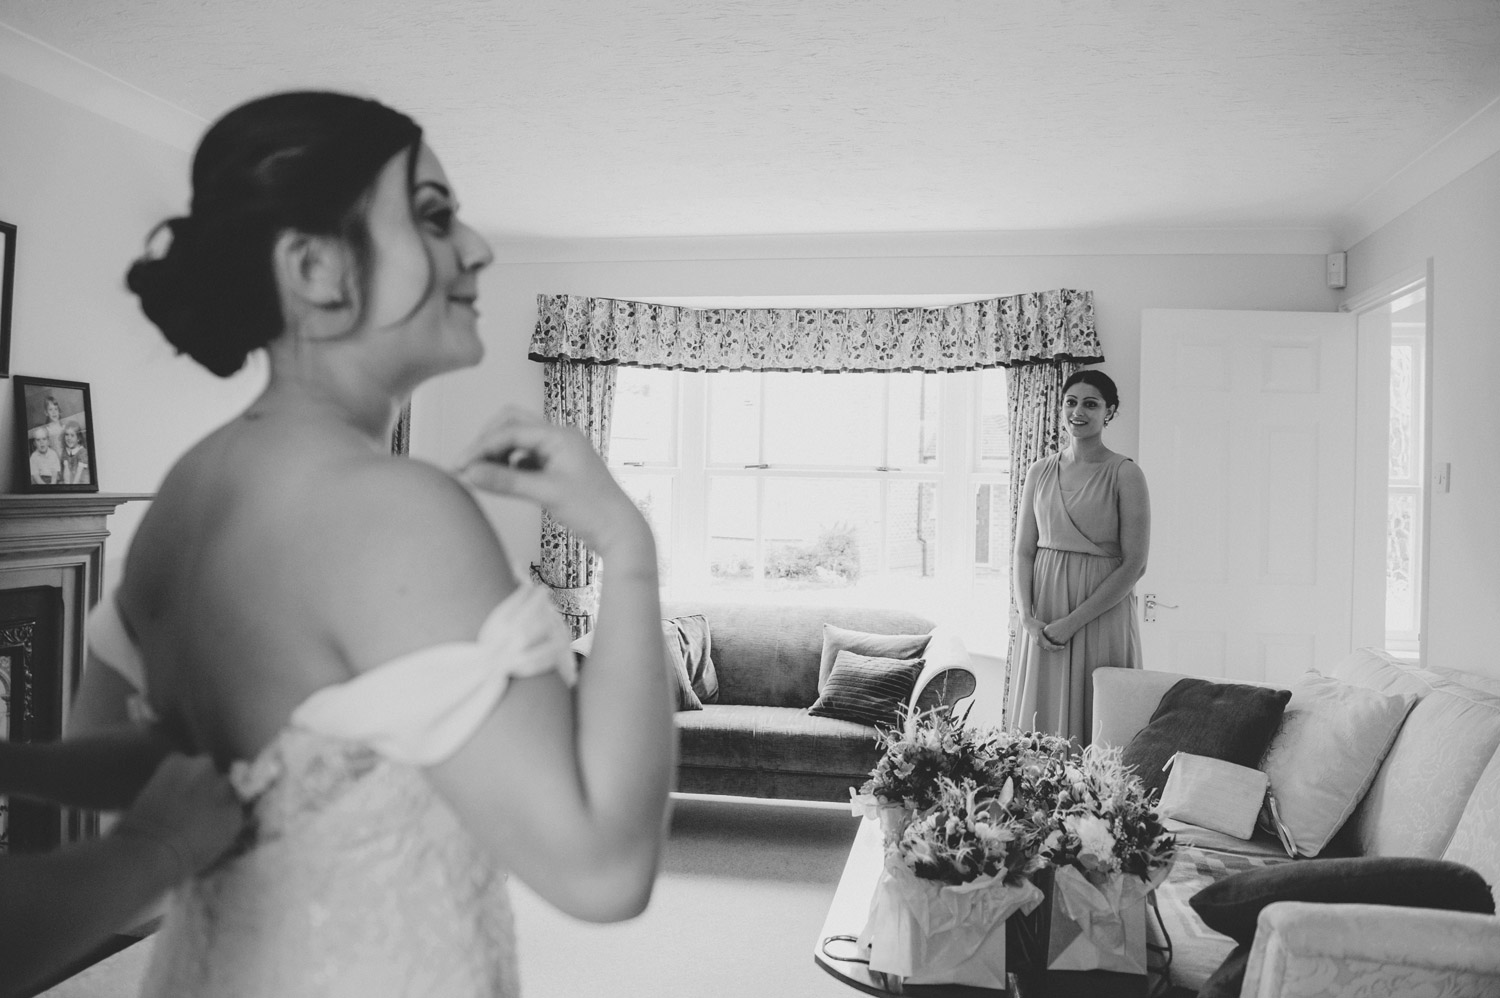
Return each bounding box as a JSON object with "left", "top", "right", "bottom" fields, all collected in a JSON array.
[{"left": 0, "top": 492, "right": 148, "bottom": 850}]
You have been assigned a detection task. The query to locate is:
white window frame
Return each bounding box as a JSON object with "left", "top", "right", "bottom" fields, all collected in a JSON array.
[{"left": 611, "top": 368, "right": 1012, "bottom": 636}]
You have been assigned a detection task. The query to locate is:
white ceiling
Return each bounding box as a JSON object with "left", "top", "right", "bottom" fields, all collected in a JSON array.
[{"left": 3, "top": 0, "right": 1500, "bottom": 250}]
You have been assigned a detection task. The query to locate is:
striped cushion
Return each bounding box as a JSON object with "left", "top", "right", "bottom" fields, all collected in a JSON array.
[{"left": 807, "top": 649, "right": 925, "bottom": 728}]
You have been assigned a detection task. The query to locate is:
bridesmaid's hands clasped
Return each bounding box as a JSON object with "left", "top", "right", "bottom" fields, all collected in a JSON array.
[{"left": 1021, "top": 615, "right": 1067, "bottom": 653}]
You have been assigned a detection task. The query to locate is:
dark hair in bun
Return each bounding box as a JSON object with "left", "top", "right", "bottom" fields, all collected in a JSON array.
[
  {"left": 126, "top": 91, "right": 422, "bottom": 377},
  {"left": 1062, "top": 368, "right": 1120, "bottom": 411}
]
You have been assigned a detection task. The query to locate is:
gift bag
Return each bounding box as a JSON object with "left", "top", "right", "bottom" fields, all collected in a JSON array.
[
  {"left": 1041, "top": 864, "right": 1170, "bottom": 974},
  {"left": 858, "top": 857, "right": 1044, "bottom": 989},
  {"left": 848, "top": 793, "right": 913, "bottom": 844}
]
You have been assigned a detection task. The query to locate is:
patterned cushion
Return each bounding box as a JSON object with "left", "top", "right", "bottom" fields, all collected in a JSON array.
[
  {"left": 807, "top": 650, "right": 925, "bottom": 728},
  {"left": 1444, "top": 748, "right": 1500, "bottom": 904},
  {"left": 817, "top": 624, "right": 931, "bottom": 693},
  {"left": 1344, "top": 684, "right": 1500, "bottom": 857},
  {"left": 1257, "top": 671, "right": 1417, "bottom": 856}
]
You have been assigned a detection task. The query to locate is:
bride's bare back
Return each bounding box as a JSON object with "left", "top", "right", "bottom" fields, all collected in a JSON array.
[{"left": 121, "top": 408, "right": 513, "bottom": 765}]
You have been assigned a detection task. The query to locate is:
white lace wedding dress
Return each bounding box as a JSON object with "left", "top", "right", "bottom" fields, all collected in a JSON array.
[{"left": 88, "top": 583, "right": 578, "bottom": 998}]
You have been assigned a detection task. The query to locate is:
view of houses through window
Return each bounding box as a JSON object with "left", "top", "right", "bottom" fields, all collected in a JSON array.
[{"left": 609, "top": 368, "right": 1013, "bottom": 651}]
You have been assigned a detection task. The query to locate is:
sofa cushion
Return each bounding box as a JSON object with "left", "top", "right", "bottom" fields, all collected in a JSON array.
[
  {"left": 1330, "top": 646, "right": 1436, "bottom": 697},
  {"left": 1120, "top": 678, "right": 1291, "bottom": 799},
  {"left": 808, "top": 650, "right": 925, "bottom": 727},
  {"left": 1444, "top": 748, "right": 1500, "bottom": 904},
  {"left": 675, "top": 704, "right": 883, "bottom": 778},
  {"left": 1257, "top": 671, "right": 1417, "bottom": 857},
  {"left": 818, "top": 624, "right": 932, "bottom": 693},
  {"left": 665, "top": 637, "right": 704, "bottom": 711},
  {"left": 661, "top": 602, "right": 934, "bottom": 708},
  {"left": 1189, "top": 856, "right": 1496, "bottom": 945},
  {"left": 664, "top": 614, "right": 719, "bottom": 704},
  {"left": 1343, "top": 682, "right": 1500, "bottom": 858}
]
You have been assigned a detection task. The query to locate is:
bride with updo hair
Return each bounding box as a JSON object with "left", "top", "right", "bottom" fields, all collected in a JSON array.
[{"left": 77, "top": 90, "right": 675, "bottom": 996}]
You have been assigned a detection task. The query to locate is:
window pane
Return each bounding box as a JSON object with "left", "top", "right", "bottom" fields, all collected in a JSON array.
[
  {"left": 706, "top": 477, "right": 758, "bottom": 582},
  {"left": 884, "top": 480, "right": 938, "bottom": 579},
  {"left": 761, "top": 478, "right": 879, "bottom": 589},
  {"left": 973, "top": 478, "right": 1011, "bottom": 574},
  {"left": 707, "top": 373, "right": 760, "bottom": 466},
  {"left": 762, "top": 373, "right": 883, "bottom": 467},
  {"left": 610, "top": 368, "right": 677, "bottom": 466},
  {"left": 1386, "top": 491, "right": 1418, "bottom": 635},
  {"left": 887, "top": 374, "right": 940, "bottom": 467},
  {"left": 618, "top": 474, "right": 674, "bottom": 582},
  {"left": 977, "top": 368, "right": 1010, "bottom": 466},
  {"left": 1388, "top": 343, "right": 1415, "bottom": 483}
]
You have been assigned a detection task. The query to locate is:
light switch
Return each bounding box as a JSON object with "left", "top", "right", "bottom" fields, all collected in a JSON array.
[{"left": 1435, "top": 462, "right": 1451, "bottom": 493}]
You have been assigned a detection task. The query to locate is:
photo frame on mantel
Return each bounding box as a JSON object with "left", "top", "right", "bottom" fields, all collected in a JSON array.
[
  {"left": 0, "top": 221, "right": 14, "bottom": 378},
  {"left": 13, "top": 376, "right": 98, "bottom": 493}
]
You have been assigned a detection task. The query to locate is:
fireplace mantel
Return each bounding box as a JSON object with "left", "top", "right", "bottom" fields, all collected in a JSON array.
[
  {"left": 0, "top": 493, "right": 152, "bottom": 609},
  {"left": 0, "top": 493, "right": 151, "bottom": 844}
]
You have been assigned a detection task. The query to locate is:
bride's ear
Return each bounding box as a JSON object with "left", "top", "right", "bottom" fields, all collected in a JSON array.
[{"left": 272, "top": 231, "right": 358, "bottom": 340}]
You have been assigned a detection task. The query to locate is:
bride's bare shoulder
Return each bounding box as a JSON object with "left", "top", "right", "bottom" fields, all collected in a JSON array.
[{"left": 313, "top": 452, "right": 502, "bottom": 552}]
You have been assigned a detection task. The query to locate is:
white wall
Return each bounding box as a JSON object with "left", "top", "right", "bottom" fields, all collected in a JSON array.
[
  {"left": 421, "top": 248, "right": 1339, "bottom": 582},
  {"left": 1345, "top": 150, "right": 1500, "bottom": 679},
  {"left": 0, "top": 76, "right": 263, "bottom": 583}
]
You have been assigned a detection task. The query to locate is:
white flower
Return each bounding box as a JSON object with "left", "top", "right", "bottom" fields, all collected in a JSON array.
[{"left": 1065, "top": 813, "right": 1117, "bottom": 861}]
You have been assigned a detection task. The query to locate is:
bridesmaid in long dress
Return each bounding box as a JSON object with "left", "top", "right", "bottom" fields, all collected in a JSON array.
[{"left": 1006, "top": 369, "right": 1150, "bottom": 745}]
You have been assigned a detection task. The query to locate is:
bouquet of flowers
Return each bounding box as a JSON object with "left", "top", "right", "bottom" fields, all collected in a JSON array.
[
  {"left": 1040, "top": 744, "right": 1176, "bottom": 886},
  {"left": 859, "top": 772, "right": 1047, "bottom": 988},
  {"left": 853, "top": 712, "right": 1057, "bottom": 988},
  {"left": 851, "top": 709, "right": 1070, "bottom": 841},
  {"left": 1020, "top": 744, "right": 1177, "bottom": 974},
  {"left": 852, "top": 708, "right": 1009, "bottom": 815}
]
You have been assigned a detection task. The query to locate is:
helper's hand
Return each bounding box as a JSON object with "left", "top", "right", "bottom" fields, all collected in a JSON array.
[
  {"left": 1021, "top": 615, "right": 1067, "bottom": 653},
  {"left": 113, "top": 754, "right": 245, "bottom": 881},
  {"left": 453, "top": 406, "right": 653, "bottom": 560}
]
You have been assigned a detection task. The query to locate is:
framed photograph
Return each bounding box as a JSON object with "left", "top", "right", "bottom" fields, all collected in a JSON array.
[
  {"left": 0, "top": 221, "right": 13, "bottom": 378},
  {"left": 13, "top": 377, "right": 98, "bottom": 493}
]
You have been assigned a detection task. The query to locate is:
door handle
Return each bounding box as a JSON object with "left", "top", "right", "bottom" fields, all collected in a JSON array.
[{"left": 1143, "top": 593, "right": 1179, "bottom": 623}]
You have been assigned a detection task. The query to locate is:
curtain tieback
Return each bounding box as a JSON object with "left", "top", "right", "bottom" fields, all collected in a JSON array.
[{"left": 529, "top": 564, "right": 600, "bottom": 617}]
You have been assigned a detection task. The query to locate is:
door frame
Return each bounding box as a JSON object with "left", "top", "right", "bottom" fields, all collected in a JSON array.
[{"left": 1342, "top": 260, "right": 1434, "bottom": 662}]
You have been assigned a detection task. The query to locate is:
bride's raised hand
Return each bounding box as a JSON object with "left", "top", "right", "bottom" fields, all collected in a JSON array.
[{"left": 453, "top": 406, "right": 651, "bottom": 559}]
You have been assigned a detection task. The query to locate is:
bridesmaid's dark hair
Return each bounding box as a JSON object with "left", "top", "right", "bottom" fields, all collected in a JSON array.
[
  {"left": 1062, "top": 369, "right": 1120, "bottom": 411},
  {"left": 126, "top": 91, "right": 423, "bottom": 377}
]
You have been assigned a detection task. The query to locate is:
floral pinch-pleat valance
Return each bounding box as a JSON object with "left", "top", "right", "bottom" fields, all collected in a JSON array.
[{"left": 529, "top": 289, "right": 1101, "bottom": 373}]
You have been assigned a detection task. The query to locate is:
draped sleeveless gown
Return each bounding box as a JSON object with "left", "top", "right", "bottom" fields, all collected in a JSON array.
[
  {"left": 1006, "top": 452, "right": 1141, "bottom": 745},
  {"left": 86, "top": 583, "right": 578, "bottom": 997}
]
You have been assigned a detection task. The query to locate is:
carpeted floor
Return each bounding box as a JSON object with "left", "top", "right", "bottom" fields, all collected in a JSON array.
[{"left": 38, "top": 795, "right": 862, "bottom": 998}]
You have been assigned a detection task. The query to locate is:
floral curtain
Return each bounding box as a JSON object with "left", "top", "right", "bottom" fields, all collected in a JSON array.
[
  {"left": 536, "top": 361, "right": 617, "bottom": 637},
  {"left": 1000, "top": 359, "right": 1083, "bottom": 723},
  {"left": 529, "top": 290, "right": 1101, "bottom": 372},
  {"left": 529, "top": 290, "right": 1101, "bottom": 643}
]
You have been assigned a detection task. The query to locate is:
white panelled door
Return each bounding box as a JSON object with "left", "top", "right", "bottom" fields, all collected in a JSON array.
[{"left": 1137, "top": 309, "right": 1357, "bottom": 685}]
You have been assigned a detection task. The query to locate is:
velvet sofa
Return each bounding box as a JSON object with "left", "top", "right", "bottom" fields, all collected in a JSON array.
[
  {"left": 1093, "top": 649, "right": 1500, "bottom": 997},
  {"left": 658, "top": 601, "right": 980, "bottom": 803}
]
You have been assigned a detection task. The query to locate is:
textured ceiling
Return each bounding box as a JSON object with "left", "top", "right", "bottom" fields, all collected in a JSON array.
[{"left": 3, "top": 0, "right": 1499, "bottom": 242}]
